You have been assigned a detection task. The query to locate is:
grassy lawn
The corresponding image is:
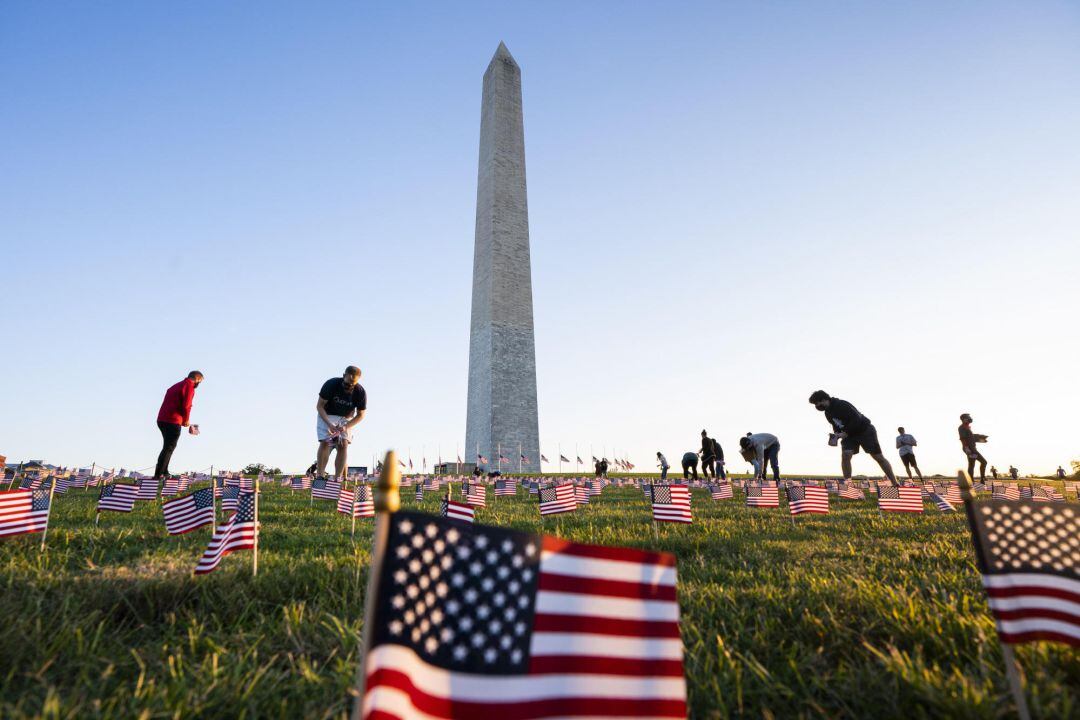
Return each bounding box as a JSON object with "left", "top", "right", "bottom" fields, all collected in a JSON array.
[{"left": 1, "top": 479, "right": 1077, "bottom": 718}]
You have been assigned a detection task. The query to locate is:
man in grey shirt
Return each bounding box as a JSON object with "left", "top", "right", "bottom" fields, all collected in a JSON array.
[
  {"left": 738, "top": 432, "right": 780, "bottom": 483},
  {"left": 895, "top": 426, "right": 923, "bottom": 481}
]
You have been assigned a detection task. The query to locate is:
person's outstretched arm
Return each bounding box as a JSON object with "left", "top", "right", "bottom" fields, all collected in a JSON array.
[{"left": 180, "top": 381, "right": 195, "bottom": 427}]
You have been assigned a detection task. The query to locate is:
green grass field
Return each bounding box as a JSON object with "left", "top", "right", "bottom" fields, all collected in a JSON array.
[{"left": 2, "top": 479, "right": 1078, "bottom": 719}]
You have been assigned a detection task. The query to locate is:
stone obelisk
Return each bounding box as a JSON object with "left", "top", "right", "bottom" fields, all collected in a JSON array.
[{"left": 466, "top": 42, "right": 540, "bottom": 474}]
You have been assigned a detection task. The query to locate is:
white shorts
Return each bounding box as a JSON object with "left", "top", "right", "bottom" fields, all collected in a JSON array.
[{"left": 317, "top": 415, "right": 352, "bottom": 444}]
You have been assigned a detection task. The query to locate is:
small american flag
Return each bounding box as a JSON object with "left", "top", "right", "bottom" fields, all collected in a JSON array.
[
  {"left": 465, "top": 482, "right": 487, "bottom": 508},
  {"left": 560, "top": 454, "right": 570, "bottom": 463},
  {"left": 945, "top": 485, "right": 963, "bottom": 505},
  {"left": 136, "top": 478, "right": 159, "bottom": 501},
  {"left": 97, "top": 483, "right": 138, "bottom": 513},
  {"left": 499, "top": 454, "right": 511, "bottom": 464},
  {"left": 194, "top": 490, "right": 257, "bottom": 575},
  {"left": 521, "top": 454, "right": 530, "bottom": 463},
  {"left": 293, "top": 476, "right": 312, "bottom": 491},
  {"left": 312, "top": 477, "right": 342, "bottom": 500},
  {"left": 337, "top": 487, "right": 355, "bottom": 515},
  {"left": 574, "top": 485, "right": 589, "bottom": 505},
  {"left": 538, "top": 485, "right": 576, "bottom": 516},
  {"left": 53, "top": 475, "right": 71, "bottom": 495},
  {"left": 787, "top": 485, "right": 829, "bottom": 515},
  {"left": 440, "top": 496, "right": 475, "bottom": 524},
  {"left": 993, "top": 484, "right": 1020, "bottom": 501},
  {"left": 353, "top": 485, "right": 375, "bottom": 518},
  {"left": 495, "top": 479, "right": 517, "bottom": 496},
  {"left": 929, "top": 491, "right": 956, "bottom": 513},
  {"left": 650, "top": 484, "right": 692, "bottom": 524},
  {"left": 162, "top": 477, "right": 181, "bottom": 497},
  {"left": 162, "top": 488, "right": 216, "bottom": 535},
  {"left": 540, "top": 454, "right": 549, "bottom": 463},
  {"left": 965, "top": 497, "right": 1080, "bottom": 645},
  {"left": 587, "top": 480, "right": 603, "bottom": 497},
  {"left": 356, "top": 511, "right": 686, "bottom": 718},
  {"left": 414, "top": 483, "right": 424, "bottom": 501},
  {"left": 745, "top": 485, "right": 779, "bottom": 508},
  {"left": 478, "top": 454, "right": 489, "bottom": 464},
  {"left": 877, "top": 485, "right": 924, "bottom": 513},
  {"left": 709, "top": 483, "right": 733, "bottom": 500},
  {"left": 220, "top": 485, "right": 240, "bottom": 513},
  {"left": 0, "top": 487, "right": 52, "bottom": 537},
  {"left": 1042, "top": 486, "right": 1066, "bottom": 502}
]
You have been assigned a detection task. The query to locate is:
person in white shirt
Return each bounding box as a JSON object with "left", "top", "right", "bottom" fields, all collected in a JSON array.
[
  {"left": 656, "top": 452, "right": 670, "bottom": 480},
  {"left": 738, "top": 432, "right": 780, "bottom": 483},
  {"left": 895, "top": 427, "right": 922, "bottom": 481}
]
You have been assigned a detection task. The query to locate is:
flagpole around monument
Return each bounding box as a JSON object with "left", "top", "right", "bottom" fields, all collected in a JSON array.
[{"left": 350, "top": 450, "right": 400, "bottom": 720}]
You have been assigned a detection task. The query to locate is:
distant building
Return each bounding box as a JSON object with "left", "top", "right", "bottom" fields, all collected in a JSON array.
[{"left": 434, "top": 462, "right": 476, "bottom": 476}]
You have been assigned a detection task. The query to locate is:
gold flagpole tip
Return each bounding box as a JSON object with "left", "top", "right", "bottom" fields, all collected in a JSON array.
[{"left": 376, "top": 451, "right": 401, "bottom": 513}]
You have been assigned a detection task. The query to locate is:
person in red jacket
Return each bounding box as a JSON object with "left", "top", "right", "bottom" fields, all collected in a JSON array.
[{"left": 155, "top": 371, "right": 204, "bottom": 479}]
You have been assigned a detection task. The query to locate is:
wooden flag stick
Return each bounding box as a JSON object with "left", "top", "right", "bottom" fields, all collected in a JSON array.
[
  {"left": 351, "top": 480, "right": 357, "bottom": 542},
  {"left": 1000, "top": 644, "right": 1031, "bottom": 720},
  {"left": 40, "top": 476, "right": 57, "bottom": 551},
  {"left": 252, "top": 475, "right": 260, "bottom": 577},
  {"left": 350, "top": 450, "right": 400, "bottom": 720}
]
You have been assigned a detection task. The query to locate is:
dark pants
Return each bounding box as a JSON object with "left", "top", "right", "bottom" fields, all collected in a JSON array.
[
  {"left": 763, "top": 444, "right": 780, "bottom": 481},
  {"left": 660, "top": 466, "right": 669, "bottom": 480},
  {"left": 701, "top": 457, "right": 715, "bottom": 479},
  {"left": 716, "top": 460, "right": 727, "bottom": 480},
  {"left": 682, "top": 459, "right": 698, "bottom": 480},
  {"left": 155, "top": 421, "right": 182, "bottom": 479},
  {"left": 967, "top": 451, "right": 987, "bottom": 482}
]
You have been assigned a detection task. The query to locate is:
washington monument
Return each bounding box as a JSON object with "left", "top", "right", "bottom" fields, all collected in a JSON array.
[{"left": 465, "top": 42, "right": 540, "bottom": 473}]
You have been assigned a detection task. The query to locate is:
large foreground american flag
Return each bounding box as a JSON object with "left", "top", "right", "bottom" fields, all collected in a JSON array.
[
  {"left": 357, "top": 511, "right": 686, "bottom": 718},
  {"left": 965, "top": 499, "right": 1080, "bottom": 646}
]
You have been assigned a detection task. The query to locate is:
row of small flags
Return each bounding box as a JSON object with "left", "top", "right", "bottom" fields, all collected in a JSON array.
[{"left": 3, "top": 459, "right": 1076, "bottom": 718}]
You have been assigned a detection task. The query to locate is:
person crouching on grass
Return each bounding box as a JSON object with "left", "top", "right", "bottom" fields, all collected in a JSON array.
[
  {"left": 316, "top": 366, "right": 367, "bottom": 479},
  {"left": 809, "top": 390, "right": 899, "bottom": 486}
]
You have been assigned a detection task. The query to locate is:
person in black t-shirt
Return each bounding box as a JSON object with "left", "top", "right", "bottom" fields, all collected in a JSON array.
[
  {"left": 315, "top": 366, "right": 368, "bottom": 478},
  {"left": 699, "top": 430, "right": 716, "bottom": 479},
  {"left": 809, "top": 390, "right": 898, "bottom": 486}
]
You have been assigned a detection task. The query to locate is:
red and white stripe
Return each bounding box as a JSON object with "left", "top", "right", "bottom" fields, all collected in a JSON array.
[
  {"left": 362, "top": 538, "right": 686, "bottom": 718},
  {"left": 443, "top": 499, "right": 475, "bottom": 524},
  {"left": 983, "top": 573, "right": 1080, "bottom": 646}
]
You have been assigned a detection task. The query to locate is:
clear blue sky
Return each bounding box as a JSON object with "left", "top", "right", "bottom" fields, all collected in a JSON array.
[{"left": 2, "top": 2, "right": 1078, "bottom": 476}]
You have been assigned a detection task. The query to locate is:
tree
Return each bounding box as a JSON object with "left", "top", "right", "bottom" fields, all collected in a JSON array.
[{"left": 241, "top": 463, "right": 281, "bottom": 477}]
